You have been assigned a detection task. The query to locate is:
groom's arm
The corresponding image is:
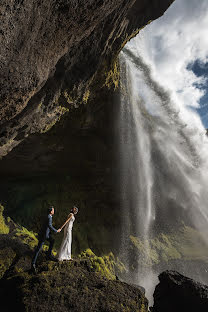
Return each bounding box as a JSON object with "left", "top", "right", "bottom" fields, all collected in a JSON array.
[{"left": 48, "top": 215, "right": 58, "bottom": 233}]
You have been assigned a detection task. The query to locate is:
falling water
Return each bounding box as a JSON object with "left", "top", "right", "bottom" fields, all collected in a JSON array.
[{"left": 118, "top": 45, "right": 208, "bottom": 303}]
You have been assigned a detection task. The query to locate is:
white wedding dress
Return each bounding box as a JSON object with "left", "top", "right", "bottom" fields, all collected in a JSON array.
[{"left": 58, "top": 214, "right": 75, "bottom": 261}]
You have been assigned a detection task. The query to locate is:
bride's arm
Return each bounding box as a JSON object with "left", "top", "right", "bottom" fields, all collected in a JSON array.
[{"left": 60, "top": 213, "right": 73, "bottom": 230}]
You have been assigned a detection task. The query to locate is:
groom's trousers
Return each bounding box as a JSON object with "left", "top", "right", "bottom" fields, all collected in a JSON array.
[{"left": 32, "top": 236, "right": 55, "bottom": 265}]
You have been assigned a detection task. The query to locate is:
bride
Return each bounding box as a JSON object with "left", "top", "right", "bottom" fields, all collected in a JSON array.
[{"left": 58, "top": 206, "right": 78, "bottom": 261}]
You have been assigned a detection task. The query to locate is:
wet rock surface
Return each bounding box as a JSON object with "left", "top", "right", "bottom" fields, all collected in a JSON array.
[
  {"left": 152, "top": 270, "right": 208, "bottom": 312},
  {"left": 0, "top": 0, "right": 174, "bottom": 157}
]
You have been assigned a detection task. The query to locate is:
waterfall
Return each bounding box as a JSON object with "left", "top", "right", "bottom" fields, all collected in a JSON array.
[{"left": 118, "top": 45, "right": 208, "bottom": 303}]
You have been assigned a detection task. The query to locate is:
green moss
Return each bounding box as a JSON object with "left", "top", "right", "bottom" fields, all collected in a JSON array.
[
  {"left": 83, "top": 89, "right": 90, "bottom": 103},
  {"left": 173, "top": 226, "right": 208, "bottom": 262},
  {"left": 105, "top": 59, "right": 120, "bottom": 90},
  {"left": 40, "top": 106, "right": 69, "bottom": 133},
  {"left": 0, "top": 247, "right": 16, "bottom": 278},
  {"left": 0, "top": 204, "right": 9, "bottom": 234},
  {"left": 103, "top": 21, "right": 154, "bottom": 92},
  {"left": 130, "top": 236, "right": 160, "bottom": 266},
  {"left": 37, "top": 100, "right": 43, "bottom": 111},
  {"left": 40, "top": 120, "right": 58, "bottom": 134},
  {"left": 13, "top": 256, "right": 31, "bottom": 274},
  {"left": 80, "top": 248, "right": 96, "bottom": 258},
  {"left": 129, "top": 226, "right": 208, "bottom": 267},
  {"left": 78, "top": 248, "right": 126, "bottom": 280},
  {"left": 3, "top": 258, "right": 147, "bottom": 312},
  {"left": 13, "top": 225, "right": 38, "bottom": 249},
  {"left": 63, "top": 90, "right": 74, "bottom": 105},
  {"left": 140, "top": 301, "right": 148, "bottom": 312},
  {"left": 11, "top": 224, "right": 58, "bottom": 255}
]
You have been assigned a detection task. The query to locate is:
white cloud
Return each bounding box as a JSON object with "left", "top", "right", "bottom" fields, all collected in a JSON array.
[{"left": 127, "top": 0, "right": 208, "bottom": 129}]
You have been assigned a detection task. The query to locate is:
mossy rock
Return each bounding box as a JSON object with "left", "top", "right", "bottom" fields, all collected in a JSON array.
[
  {"left": 129, "top": 226, "right": 208, "bottom": 268},
  {"left": 105, "top": 59, "right": 120, "bottom": 90},
  {"left": 0, "top": 215, "right": 142, "bottom": 312},
  {"left": 13, "top": 255, "right": 32, "bottom": 274},
  {"left": 78, "top": 248, "right": 126, "bottom": 280},
  {"left": 0, "top": 204, "right": 9, "bottom": 234},
  {"left": 13, "top": 225, "right": 38, "bottom": 249},
  {"left": 0, "top": 247, "right": 16, "bottom": 278},
  {"left": 0, "top": 259, "right": 148, "bottom": 312}
]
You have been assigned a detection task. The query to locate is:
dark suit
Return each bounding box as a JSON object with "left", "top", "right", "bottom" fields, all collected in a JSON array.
[{"left": 32, "top": 214, "right": 57, "bottom": 265}]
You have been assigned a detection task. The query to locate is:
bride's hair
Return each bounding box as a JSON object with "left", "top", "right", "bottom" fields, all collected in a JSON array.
[{"left": 68, "top": 206, "right": 78, "bottom": 217}]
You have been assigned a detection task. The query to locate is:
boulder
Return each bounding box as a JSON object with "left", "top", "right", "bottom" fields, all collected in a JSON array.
[{"left": 152, "top": 270, "right": 208, "bottom": 312}]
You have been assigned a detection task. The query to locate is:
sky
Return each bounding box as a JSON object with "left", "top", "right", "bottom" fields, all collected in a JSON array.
[{"left": 128, "top": 0, "right": 208, "bottom": 128}]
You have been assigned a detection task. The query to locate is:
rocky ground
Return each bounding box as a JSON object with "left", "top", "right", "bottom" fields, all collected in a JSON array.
[
  {"left": 0, "top": 205, "right": 148, "bottom": 312},
  {"left": 0, "top": 259, "right": 148, "bottom": 312}
]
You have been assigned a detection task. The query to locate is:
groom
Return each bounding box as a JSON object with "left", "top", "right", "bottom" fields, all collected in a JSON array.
[{"left": 31, "top": 206, "right": 62, "bottom": 273}]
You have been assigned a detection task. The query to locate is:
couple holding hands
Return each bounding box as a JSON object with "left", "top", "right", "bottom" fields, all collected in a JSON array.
[{"left": 31, "top": 205, "right": 78, "bottom": 272}]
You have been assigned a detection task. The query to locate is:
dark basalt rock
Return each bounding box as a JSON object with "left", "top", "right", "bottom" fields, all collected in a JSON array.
[
  {"left": 152, "top": 270, "right": 208, "bottom": 312},
  {"left": 0, "top": 0, "right": 174, "bottom": 157},
  {"left": 0, "top": 260, "right": 149, "bottom": 312}
]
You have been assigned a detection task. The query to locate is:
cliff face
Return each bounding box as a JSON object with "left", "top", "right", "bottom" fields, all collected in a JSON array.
[
  {"left": 0, "top": 0, "right": 174, "bottom": 254},
  {"left": 0, "top": 85, "right": 120, "bottom": 255},
  {"left": 0, "top": 0, "right": 174, "bottom": 157}
]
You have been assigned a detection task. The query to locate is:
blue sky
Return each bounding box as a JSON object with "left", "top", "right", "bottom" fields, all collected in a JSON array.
[
  {"left": 188, "top": 60, "right": 208, "bottom": 127},
  {"left": 130, "top": 0, "right": 208, "bottom": 129}
]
